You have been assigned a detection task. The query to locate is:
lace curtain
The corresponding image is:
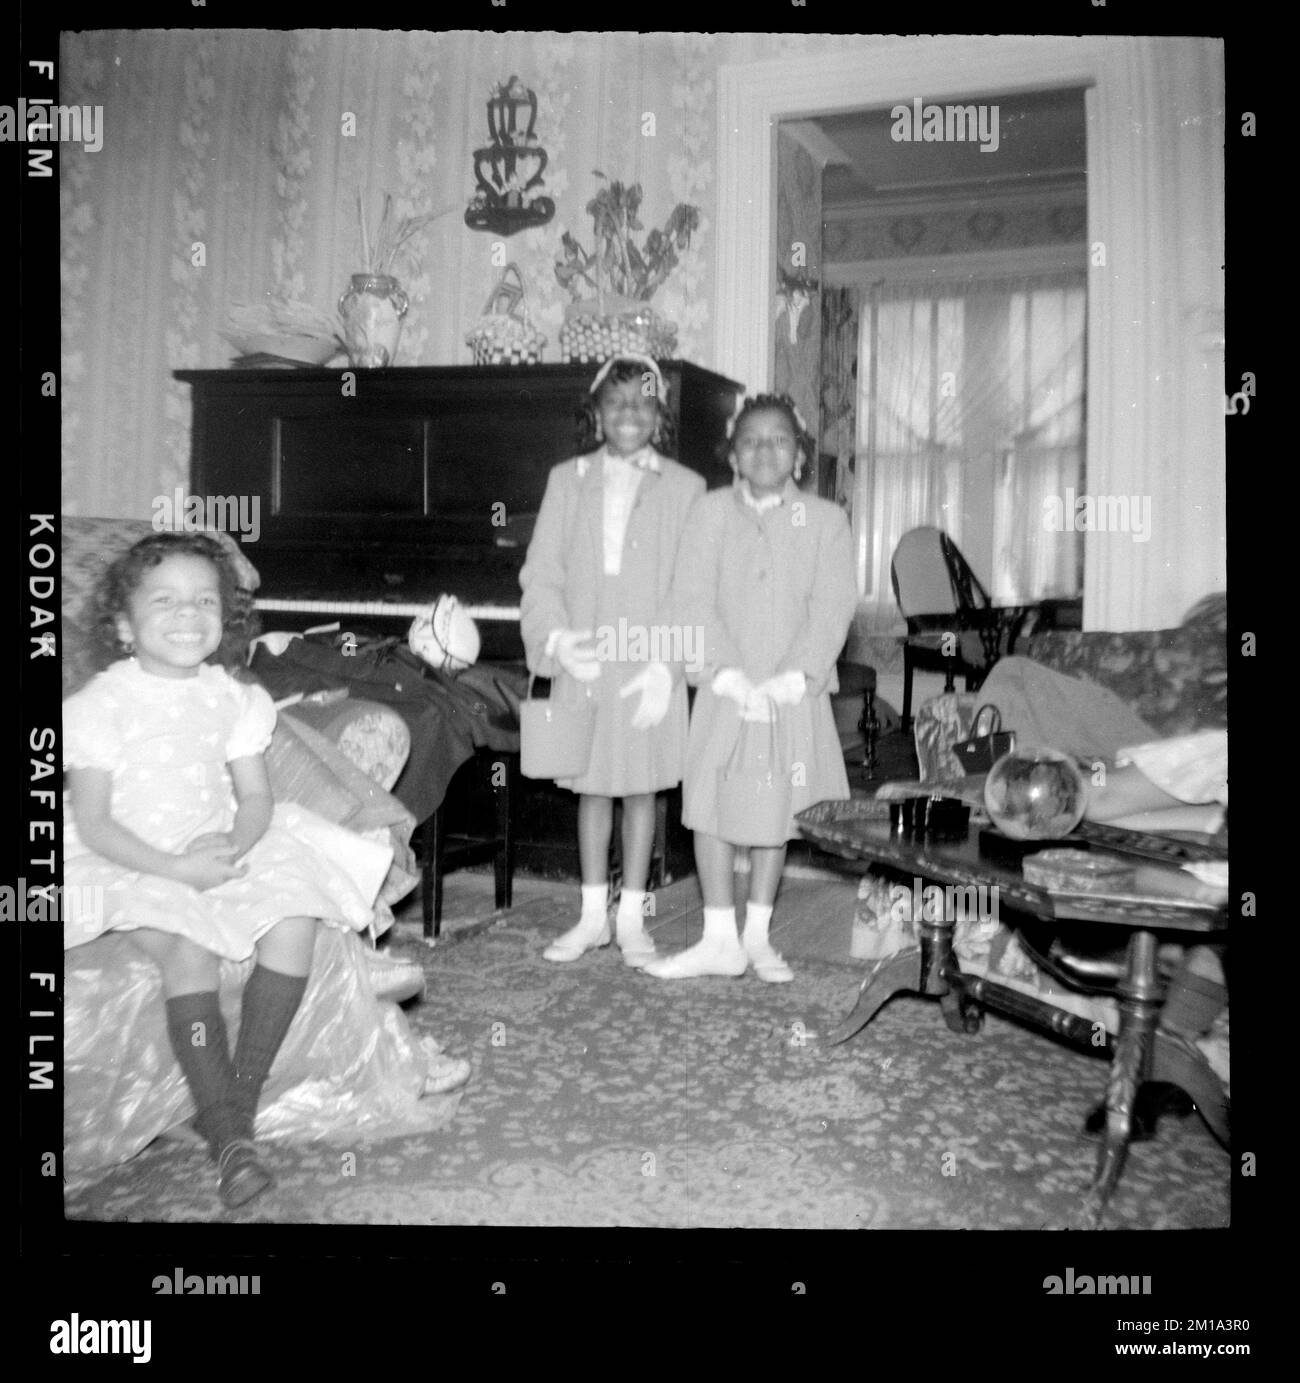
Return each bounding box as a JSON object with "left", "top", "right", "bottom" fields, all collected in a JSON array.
[{"left": 834, "top": 272, "right": 1086, "bottom": 633}]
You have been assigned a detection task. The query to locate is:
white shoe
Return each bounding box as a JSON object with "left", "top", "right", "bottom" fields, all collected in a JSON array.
[
  {"left": 543, "top": 919, "right": 612, "bottom": 963},
  {"left": 743, "top": 940, "right": 794, "bottom": 983},
  {"left": 423, "top": 1051, "right": 472, "bottom": 1095},
  {"left": 618, "top": 935, "right": 658, "bottom": 969},
  {"left": 364, "top": 948, "right": 426, "bottom": 1003},
  {"left": 642, "top": 938, "right": 748, "bottom": 979}
]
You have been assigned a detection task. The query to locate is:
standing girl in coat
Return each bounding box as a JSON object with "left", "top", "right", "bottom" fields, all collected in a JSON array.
[
  {"left": 644, "top": 394, "right": 858, "bottom": 982},
  {"left": 520, "top": 355, "right": 705, "bottom": 966}
]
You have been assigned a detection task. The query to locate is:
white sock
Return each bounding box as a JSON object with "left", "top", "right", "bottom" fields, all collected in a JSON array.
[
  {"left": 741, "top": 902, "right": 775, "bottom": 948},
  {"left": 615, "top": 889, "right": 656, "bottom": 966},
  {"left": 616, "top": 889, "right": 650, "bottom": 938},
  {"left": 702, "top": 905, "right": 741, "bottom": 943},
  {"left": 643, "top": 906, "right": 745, "bottom": 979},
  {"left": 741, "top": 902, "right": 792, "bottom": 980},
  {"left": 543, "top": 882, "right": 610, "bottom": 961}
]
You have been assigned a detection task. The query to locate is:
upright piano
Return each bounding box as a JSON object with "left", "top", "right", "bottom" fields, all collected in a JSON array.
[{"left": 175, "top": 362, "right": 744, "bottom": 877}]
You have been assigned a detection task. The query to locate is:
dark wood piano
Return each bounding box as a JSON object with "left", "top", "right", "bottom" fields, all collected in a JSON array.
[{"left": 175, "top": 362, "right": 744, "bottom": 879}]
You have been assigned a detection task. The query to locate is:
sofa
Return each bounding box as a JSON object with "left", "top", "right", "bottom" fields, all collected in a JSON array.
[
  {"left": 851, "top": 592, "right": 1229, "bottom": 1097},
  {"left": 61, "top": 517, "right": 447, "bottom": 1182}
]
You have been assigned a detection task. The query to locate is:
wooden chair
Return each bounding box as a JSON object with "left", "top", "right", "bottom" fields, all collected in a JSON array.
[
  {"left": 420, "top": 747, "right": 517, "bottom": 938},
  {"left": 891, "top": 526, "right": 1020, "bottom": 730}
]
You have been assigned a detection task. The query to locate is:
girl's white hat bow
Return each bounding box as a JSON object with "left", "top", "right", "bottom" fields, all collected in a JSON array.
[{"left": 588, "top": 353, "right": 669, "bottom": 404}]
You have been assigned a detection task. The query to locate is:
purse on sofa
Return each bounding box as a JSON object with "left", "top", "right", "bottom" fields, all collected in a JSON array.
[
  {"left": 519, "top": 675, "right": 596, "bottom": 780},
  {"left": 952, "top": 703, "right": 1016, "bottom": 774},
  {"left": 716, "top": 710, "right": 792, "bottom": 847}
]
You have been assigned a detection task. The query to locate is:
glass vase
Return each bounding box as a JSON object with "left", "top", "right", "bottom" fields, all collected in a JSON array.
[{"left": 338, "top": 273, "right": 409, "bottom": 368}]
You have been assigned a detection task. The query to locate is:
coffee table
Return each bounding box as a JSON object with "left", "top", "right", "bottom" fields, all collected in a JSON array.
[{"left": 796, "top": 799, "right": 1230, "bottom": 1211}]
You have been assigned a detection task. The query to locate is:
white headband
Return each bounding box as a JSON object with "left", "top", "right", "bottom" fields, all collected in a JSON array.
[{"left": 588, "top": 353, "right": 668, "bottom": 404}]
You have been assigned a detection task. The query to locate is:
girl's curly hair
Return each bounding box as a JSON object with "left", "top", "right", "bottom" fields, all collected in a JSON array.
[
  {"left": 575, "top": 357, "right": 678, "bottom": 456},
  {"left": 716, "top": 392, "right": 817, "bottom": 471},
  {"left": 90, "top": 532, "right": 261, "bottom": 675}
]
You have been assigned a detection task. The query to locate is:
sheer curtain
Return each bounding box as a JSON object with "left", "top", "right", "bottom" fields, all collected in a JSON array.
[{"left": 849, "top": 272, "right": 1086, "bottom": 632}]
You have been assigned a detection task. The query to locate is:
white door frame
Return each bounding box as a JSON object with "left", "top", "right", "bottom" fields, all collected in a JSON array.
[{"left": 714, "top": 36, "right": 1225, "bottom": 629}]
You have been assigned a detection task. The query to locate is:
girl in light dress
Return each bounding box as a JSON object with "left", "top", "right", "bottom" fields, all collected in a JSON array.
[
  {"left": 644, "top": 394, "right": 858, "bottom": 982},
  {"left": 520, "top": 354, "right": 705, "bottom": 967},
  {"left": 63, "top": 532, "right": 466, "bottom": 1209}
]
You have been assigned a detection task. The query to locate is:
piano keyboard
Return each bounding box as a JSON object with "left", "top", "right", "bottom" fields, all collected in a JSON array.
[{"left": 256, "top": 598, "right": 520, "bottom": 622}]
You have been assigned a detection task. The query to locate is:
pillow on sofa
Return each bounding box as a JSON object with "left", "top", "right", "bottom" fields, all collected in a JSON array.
[{"left": 1021, "top": 591, "right": 1226, "bottom": 739}]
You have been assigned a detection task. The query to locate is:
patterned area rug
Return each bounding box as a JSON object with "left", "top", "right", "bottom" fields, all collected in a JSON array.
[{"left": 65, "top": 897, "right": 1229, "bottom": 1229}]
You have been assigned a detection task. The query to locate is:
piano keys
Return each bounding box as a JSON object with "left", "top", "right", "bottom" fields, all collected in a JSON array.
[{"left": 256, "top": 598, "right": 521, "bottom": 621}]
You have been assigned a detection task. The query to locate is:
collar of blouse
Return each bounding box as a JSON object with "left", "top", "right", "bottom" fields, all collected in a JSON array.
[
  {"left": 734, "top": 475, "right": 796, "bottom": 516},
  {"left": 575, "top": 446, "right": 663, "bottom": 481}
]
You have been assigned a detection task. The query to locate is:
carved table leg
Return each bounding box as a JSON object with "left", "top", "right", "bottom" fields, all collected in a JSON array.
[
  {"left": 1092, "top": 929, "right": 1160, "bottom": 1207},
  {"left": 939, "top": 980, "right": 984, "bottom": 1034},
  {"left": 827, "top": 949, "right": 922, "bottom": 1045},
  {"left": 829, "top": 910, "right": 965, "bottom": 1045}
]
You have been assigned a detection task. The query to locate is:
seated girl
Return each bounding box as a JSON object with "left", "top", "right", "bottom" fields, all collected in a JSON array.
[{"left": 63, "top": 533, "right": 467, "bottom": 1209}]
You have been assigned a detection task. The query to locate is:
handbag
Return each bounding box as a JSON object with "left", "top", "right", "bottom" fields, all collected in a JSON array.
[
  {"left": 519, "top": 674, "right": 596, "bottom": 780},
  {"left": 952, "top": 703, "right": 1017, "bottom": 775},
  {"left": 716, "top": 709, "right": 792, "bottom": 847}
]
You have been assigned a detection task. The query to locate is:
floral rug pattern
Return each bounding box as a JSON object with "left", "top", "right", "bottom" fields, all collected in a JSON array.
[{"left": 65, "top": 901, "right": 1230, "bottom": 1230}]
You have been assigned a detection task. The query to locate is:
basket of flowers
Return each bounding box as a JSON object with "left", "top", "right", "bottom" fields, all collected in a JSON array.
[
  {"left": 554, "top": 173, "right": 699, "bottom": 363},
  {"left": 465, "top": 262, "right": 547, "bottom": 365}
]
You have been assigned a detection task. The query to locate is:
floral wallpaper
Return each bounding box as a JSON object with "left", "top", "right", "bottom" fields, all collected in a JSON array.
[{"left": 59, "top": 30, "right": 898, "bottom": 519}]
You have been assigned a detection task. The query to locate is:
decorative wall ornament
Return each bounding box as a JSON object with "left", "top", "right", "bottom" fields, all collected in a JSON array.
[{"left": 464, "top": 75, "right": 556, "bottom": 236}]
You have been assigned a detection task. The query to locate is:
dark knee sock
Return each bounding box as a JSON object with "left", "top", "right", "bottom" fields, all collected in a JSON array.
[
  {"left": 1160, "top": 970, "right": 1228, "bottom": 1041},
  {"left": 231, "top": 965, "right": 309, "bottom": 1134},
  {"left": 164, "top": 991, "right": 244, "bottom": 1160}
]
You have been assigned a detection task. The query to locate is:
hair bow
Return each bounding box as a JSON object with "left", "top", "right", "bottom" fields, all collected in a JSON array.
[{"left": 588, "top": 353, "right": 669, "bottom": 405}]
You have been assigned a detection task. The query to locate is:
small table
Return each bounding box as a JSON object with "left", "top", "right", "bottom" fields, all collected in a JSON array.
[{"left": 797, "top": 801, "right": 1229, "bottom": 1211}]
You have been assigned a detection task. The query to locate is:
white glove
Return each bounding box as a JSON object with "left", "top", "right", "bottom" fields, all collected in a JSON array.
[
  {"left": 619, "top": 662, "right": 673, "bottom": 730},
  {"left": 758, "top": 670, "right": 807, "bottom": 707},
  {"left": 711, "top": 667, "right": 755, "bottom": 706},
  {"left": 549, "top": 628, "right": 602, "bottom": 683},
  {"left": 740, "top": 686, "right": 775, "bottom": 722}
]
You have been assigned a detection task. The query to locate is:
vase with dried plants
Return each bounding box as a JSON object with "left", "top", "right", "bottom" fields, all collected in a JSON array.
[{"left": 339, "top": 193, "right": 456, "bottom": 367}]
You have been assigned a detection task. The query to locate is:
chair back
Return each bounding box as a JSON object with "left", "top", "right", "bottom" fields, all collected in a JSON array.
[{"left": 892, "top": 526, "right": 991, "bottom": 626}]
